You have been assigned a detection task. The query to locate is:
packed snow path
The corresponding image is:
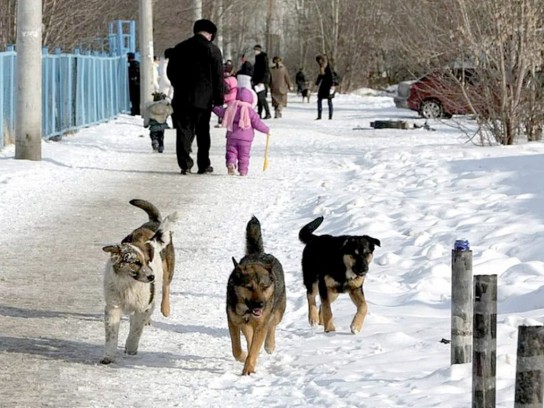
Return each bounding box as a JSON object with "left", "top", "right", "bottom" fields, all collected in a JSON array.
[{"left": 1, "top": 92, "right": 543, "bottom": 407}]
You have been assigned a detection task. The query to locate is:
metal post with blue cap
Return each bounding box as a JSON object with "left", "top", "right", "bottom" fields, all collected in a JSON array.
[{"left": 451, "top": 239, "right": 473, "bottom": 364}]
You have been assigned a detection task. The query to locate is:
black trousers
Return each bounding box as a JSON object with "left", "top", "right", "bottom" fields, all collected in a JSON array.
[
  {"left": 256, "top": 87, "right": 270, "bottom": 118},
  {"left": 173, "top": 106, "right": 211, "bottom": 172},
  {"left": 129, "top": 85, "right": 140, "bottom": 116}
]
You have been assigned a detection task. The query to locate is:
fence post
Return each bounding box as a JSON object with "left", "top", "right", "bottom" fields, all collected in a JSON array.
[
  {"left": 451, "top": 240, "right": 473, "bottom": 364},
  {"left": 472, "top": 274, "right": 497, "bottom": 408},
  {"left": 514, "top": 325, "right": 544, "bottom": 407}
]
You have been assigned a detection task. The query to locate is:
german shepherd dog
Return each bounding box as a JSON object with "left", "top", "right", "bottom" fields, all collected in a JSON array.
[
  {"left": 299, "top": 216, "right": 380, "bottom": 334},
  {"left": 100, "top": 199, "right": 178, "bottom": 364},
  {"left": 226, "top": 216, "right": 286, "bottom": 375}
]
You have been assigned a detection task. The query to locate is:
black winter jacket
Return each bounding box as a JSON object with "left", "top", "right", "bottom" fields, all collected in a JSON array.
[
  {"left": 167, "top": 34, "right": 224, "bottom": 110},
  {"left": 315, "top": 65, "right": 334, "bottom": 99},
  {"left": 252, "top": 52, "right": 270, "bottom": 85}
]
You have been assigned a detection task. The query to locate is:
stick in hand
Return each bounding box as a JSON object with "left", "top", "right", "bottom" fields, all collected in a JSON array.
[{"left": 263, "top": 133, "right": 270, "bottom": 171}]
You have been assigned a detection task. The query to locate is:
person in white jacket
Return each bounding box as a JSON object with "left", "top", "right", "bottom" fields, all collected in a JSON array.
[{"left": 144, "top": 92, "right": 173, "bottom": 153}]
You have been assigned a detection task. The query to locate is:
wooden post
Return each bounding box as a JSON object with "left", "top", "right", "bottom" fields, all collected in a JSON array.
[
  {"left": 472, "top": 274, "right": 497, "bottom": 408},
  {"left": 514, "top": 325, "right": 544, "bottom": 407},
  {"left": 451, "top": 241, "right": 473, "bottom": 364}
]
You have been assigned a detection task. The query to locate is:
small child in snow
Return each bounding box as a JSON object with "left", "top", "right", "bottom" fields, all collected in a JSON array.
[
  {"left": 215, "top": 60, "right": 238, "bottom": 128},
  {"left": 144, "top": 92, "right": 173, "bottom": 153},
  {"left": 213, "top": 87, "right": 270, "bottom": 176}
]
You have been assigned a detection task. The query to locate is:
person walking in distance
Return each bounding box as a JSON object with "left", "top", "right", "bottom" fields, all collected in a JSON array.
[
  {"left": 127, "top": 52, "right": 140, "bottom": 116},
  {"left": 252, "top": 44, "right": 271, "bottom": 119},
  {"left": 236, "top": 54, "right": 254, "bottom": 90},
  {"left": 315, "top": 54, "right": 335, "bottom": 120},
  {"left": 144, "top": 92, "right": 173, "bottom": 153},
  {"left": 167, "top": 19, "right": 224, "bottom": 175},
  {"left": 269, "top": 56, "right": 293, "bottom": 119},
  {"left": 215, "top": 60, "right": 238, "bottom": 128}
]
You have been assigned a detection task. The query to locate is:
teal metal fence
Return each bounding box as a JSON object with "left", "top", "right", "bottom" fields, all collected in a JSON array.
[{"left": 0, "top": 20, "right": 135, "bottom": 150}]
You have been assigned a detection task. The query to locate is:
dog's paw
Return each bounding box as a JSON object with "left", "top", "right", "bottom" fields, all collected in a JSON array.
[
  {"left": 324, "top": 324, "right": 336, "bottom": 333},
  {"left": 264, "top": 344, "right": 275, "bottom": 354},
  {"left": 242, "top": 362, "right": 256, "bottom": 376},
  {"left": 161, "top": 304, "right": 170, "bottom": 317},
  {"left": 100, "top": 357, "right": 114, "bottom": 365},
  {"left": 350, "top": 323, "right": 362, "bottom": 334}
]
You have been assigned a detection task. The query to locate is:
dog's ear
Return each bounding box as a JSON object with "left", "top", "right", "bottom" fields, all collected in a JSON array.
[
  {"left": 364, "top": 236, "right": 381, "bottom": 248},
  {"left": 145, "top": 242, "right": 155, "bottom": 262},
  {"left": 103, "top": 245, "right": 122, "bottom": 263},
  {"left": 232, "top": 257, "right": 239, "bottom": 268}
]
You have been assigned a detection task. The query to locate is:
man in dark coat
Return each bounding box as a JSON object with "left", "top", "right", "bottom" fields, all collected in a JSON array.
[
  {"left": 127, "top": 52, "right": 140, "bottom": 116},
  {"left": 252, "top": 44, "right": 271, "bottom": 119},
  {"left": 167, "top": 19, "right": 224, "bottom": 174}
]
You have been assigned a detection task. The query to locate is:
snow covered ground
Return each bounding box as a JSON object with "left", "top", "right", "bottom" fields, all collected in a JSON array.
[{"left": 1, "top": 92, "right": 543, "bottom": 407}]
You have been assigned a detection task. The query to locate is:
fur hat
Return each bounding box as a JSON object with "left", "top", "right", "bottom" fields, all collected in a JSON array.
[
  {"left": 193, "top": 19, "right": 217, "bottom": 36},
  {"left": 253, "top": 44, "right": 262, "bottom": 51}
]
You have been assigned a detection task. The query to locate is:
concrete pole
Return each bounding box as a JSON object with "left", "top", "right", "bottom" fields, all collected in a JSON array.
[
  {"left": 15, "top": 0, "right": 42, "bottom": 161},
  {"left": 472, "top": 274, "right": 497, "bottom": 408},
  {"left": 514, "top": 325, "right": 544, "bottom": 407},
  {"left": 139, "top": 0, "right": 154, "bottom": 122},
  {"left": 451, "top": 246, "right": 473, "bottom": 364}
]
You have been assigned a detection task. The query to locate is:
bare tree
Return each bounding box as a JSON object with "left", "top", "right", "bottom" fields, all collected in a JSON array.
[
  {"left": 454, "top": 0, "right": 544, "bottom": 144},
  {"left": 0, "top": 0, "right": 17, "bottom": 49}
]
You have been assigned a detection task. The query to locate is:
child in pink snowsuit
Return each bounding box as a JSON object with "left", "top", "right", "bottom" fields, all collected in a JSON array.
[
  {"left": 216, "top": 61, "right": 238, "bottom": 127},
  {"left": 213, "top": 87, "right": 270, "bottom": 176}
]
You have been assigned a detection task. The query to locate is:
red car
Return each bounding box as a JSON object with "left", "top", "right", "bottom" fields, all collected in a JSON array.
[{"left": 406, "top": 69, "right": 478, "bottom": 119}]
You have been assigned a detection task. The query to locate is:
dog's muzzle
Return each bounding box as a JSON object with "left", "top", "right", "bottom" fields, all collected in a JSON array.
[{"left": 247, "top": 300, "right": 264, "bottom": 318}]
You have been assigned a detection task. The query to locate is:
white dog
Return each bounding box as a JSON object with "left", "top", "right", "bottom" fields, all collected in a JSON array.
[{"left": 100, "top": 200, "right": 178, "bottom": 364}]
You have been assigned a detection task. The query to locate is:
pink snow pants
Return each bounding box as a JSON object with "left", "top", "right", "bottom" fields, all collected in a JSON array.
[{"left": 226, "top": 138, "right": 252, "bottom": 176}]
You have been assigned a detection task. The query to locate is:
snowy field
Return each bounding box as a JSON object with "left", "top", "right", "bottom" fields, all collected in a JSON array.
[{"left": 1, "top": 91, "right": 543, "bottom": 407}]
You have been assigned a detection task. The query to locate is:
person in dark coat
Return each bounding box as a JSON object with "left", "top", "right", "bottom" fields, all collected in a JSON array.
[
  {"left": 295, "top": 68, "right": 307, "bottom": 95},
  {"left": 236, "top": 54, "right": 254, "bottom": 89},
  {"left": 315, "top": 54, "right": 335, "bottom": 120},
  {"left": 167, "top": 19, "right": 224, "bottom": 175},
  {"left": 127, "top": 52, "right": 140, "bottom": 116},
  {"left": 252, "top": 44, "right": 271, "bottom": 119}
]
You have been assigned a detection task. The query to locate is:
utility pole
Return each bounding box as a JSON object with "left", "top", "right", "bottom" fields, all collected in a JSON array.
[
  {"left": 15, "top": 0, "right": 42, "bottom": 161},
  {"left": 139, "top": 0, "right": 154, "bottom": 122}
]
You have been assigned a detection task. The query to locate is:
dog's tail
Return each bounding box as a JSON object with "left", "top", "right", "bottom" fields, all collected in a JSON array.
[
  {"left": 150, "top": 211, "right": 179, "bottom": 250},
  {"left": 246, "top": 216, "right": 264, "bottom": 256},
  {"left": 299, "top": 216, "right": 324, "bottom": 244},
  {"left": 130, "top": 199, "right": 161, "bottom": 223}
]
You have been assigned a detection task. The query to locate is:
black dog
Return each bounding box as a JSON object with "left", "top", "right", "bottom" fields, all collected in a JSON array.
[
  {"left": 301, "top": 84, "right": 311, "bottom": 103},
  {"left": 299, "top": 216, "right": 380, "bottom": 334}
]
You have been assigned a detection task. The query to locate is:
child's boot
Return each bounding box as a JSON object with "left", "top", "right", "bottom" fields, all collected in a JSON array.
[
  {"left": 151, "top": 132, "right": 159, "bottom": 152},
  {"left": 157, "top": 133, "right": 164, "bottom": 153},
  {"left": 227, "top": 164, "right": 236, "bottom": 175}
]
